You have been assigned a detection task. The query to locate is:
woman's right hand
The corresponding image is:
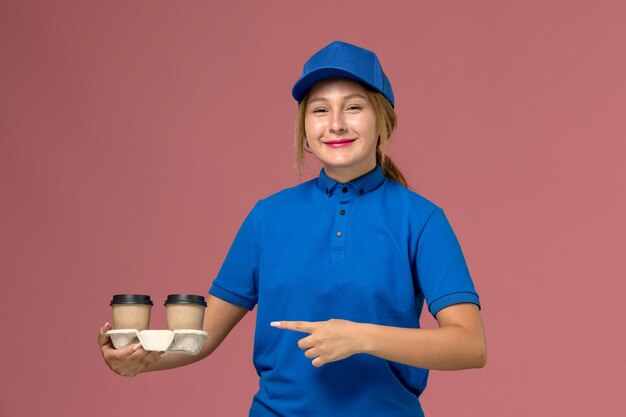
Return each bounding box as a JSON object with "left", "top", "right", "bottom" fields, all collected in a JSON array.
[{"left": 97, "top": 322, "right": 164, "bottom": 377}]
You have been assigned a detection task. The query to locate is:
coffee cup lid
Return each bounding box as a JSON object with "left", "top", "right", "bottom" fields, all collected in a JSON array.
[
  {"left": 110, "top": 294, "right": 153, "bottom": 306},
  {"left": 164, "top": 294, "right": 207, "bottom": 307}
]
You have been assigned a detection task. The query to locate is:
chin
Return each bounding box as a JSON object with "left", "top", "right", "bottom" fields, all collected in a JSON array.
[{"left": 323, "top": 160, "right": 358, "bottom": 168}]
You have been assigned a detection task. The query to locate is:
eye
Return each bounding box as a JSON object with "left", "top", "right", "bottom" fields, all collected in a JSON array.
[
  {"left": 347, "top": 105, "right": 362, "bottom": 111},
  {"left": 312, "top": 108, "right": 328, "bottom": 113}
]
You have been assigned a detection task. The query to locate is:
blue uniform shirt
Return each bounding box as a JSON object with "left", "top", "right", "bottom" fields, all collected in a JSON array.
[{"left": 209, "top": 165, "right": 480, "bottom": 417}]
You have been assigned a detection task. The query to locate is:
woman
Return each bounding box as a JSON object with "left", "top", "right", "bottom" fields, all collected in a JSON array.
[{"left": 98, "top": 40, "right": 486, "bottom": 417}]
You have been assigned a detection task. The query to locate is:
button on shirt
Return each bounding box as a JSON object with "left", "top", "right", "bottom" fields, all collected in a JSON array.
[{"left": 209, "top": 165, "right": 480, "bottom": 417}]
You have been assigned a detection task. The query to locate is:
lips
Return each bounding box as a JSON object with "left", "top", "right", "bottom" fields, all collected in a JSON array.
[{"left": 324, "top": 139, "right": 356, "bottom": 148}]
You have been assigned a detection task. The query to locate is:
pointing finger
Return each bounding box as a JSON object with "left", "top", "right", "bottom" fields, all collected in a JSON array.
[{"left": 271, "top": 321, "right": 317, "bottom": 334}]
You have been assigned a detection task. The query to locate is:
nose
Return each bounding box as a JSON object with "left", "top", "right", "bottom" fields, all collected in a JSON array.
[{"left": 329, "top": 110, "right": 347, "bottom": 134}]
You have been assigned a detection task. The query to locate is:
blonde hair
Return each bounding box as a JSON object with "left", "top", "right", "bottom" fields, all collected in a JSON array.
[{"left": 294, "top": 85, "right": 408, "bottom": 187}]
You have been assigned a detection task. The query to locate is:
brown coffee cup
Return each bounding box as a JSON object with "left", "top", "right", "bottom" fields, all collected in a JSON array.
[
  {"left": 164, "top": 294, "right": 207, "bottom": 330},
  {"left": 110, "top": 294, "right": 153, "bottom": 330}
]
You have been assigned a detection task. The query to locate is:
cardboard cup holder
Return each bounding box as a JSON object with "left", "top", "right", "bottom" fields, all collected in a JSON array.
[{"left": 106, "top": 329, "right": 209, "bottom": 355}]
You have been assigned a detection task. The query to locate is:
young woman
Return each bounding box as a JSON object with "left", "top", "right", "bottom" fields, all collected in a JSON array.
[{"left": 98, "top": 40, "right": 486, "bottom": 417}]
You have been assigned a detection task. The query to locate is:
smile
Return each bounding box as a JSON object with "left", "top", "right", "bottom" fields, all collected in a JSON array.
[{"left": 324, "top": 139, "right": 356, "bottom": 148}]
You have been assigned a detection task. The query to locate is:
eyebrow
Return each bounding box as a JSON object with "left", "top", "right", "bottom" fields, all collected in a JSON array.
[{"left": 308, "top": 93, "right": 368, "bottom": 104}]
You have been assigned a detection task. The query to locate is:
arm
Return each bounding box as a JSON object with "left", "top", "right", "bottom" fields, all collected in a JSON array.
[
  {"left": 98, "top": 295, "right": 248, "bottom": 376},
  {"left": 273, "top": 302, "right": 486, "bottom": 370},
  {"left": 360, "top": 303, "right": 486, "bottom": 370}
]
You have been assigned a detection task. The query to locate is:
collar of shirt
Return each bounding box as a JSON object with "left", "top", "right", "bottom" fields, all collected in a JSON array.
[{"left": 316, "top": 164, "right": 386, "bottom": 197}]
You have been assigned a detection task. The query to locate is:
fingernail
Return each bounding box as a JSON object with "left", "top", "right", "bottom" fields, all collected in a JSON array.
[
  {"left": 104, "top": 322, "right": 110, "bottom": 328},
  {"left": 270, "top": 321, "right": 281, "bottom": 327},
  {"left": 160, "top": 352, "right": 168, "bottom": 357},
  {"left": 132, "top": 343, "right": 142, "bottom": 351}
]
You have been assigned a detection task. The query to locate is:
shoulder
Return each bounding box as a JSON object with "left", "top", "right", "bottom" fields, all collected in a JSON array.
[
  {"left": 383, "top": 179, "right": 441, "bottom": 218},
  {"left": 251, "top": 178, "right": 317, "bottom": 213}
]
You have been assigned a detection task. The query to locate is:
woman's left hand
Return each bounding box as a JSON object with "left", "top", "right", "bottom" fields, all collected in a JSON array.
[{"left": 271, "top": 319, "right": 362, "bottom": 367}]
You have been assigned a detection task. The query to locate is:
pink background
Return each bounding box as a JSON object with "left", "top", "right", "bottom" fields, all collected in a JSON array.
[{"left": 1, "top": 1, "right": 625, "bottom": 416}]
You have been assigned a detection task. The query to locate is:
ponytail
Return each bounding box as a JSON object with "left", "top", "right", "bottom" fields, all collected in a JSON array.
[
  {"left": 378, "top": 152, "right": 407, "bottom": 187},
  {"left": 368, "top": 89, "right": 408, "bottom": 187}
]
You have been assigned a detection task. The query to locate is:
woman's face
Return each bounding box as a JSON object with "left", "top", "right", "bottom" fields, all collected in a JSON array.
[{"left": 304, "top": 78, "right": 378, "bottom": 181}]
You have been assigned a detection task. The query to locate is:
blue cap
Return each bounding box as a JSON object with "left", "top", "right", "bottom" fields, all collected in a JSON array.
[{"left": 292, "top": 41, "right": 395, "bottom": 108}]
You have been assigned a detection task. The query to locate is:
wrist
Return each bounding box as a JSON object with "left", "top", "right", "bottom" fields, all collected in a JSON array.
[{"left": 354, "top": 322, "right": 374, "bottom": 355}]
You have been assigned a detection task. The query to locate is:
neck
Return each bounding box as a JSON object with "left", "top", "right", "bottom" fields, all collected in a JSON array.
[{"left": 324, "top": 160, "right": 377, "bottom": 183}]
